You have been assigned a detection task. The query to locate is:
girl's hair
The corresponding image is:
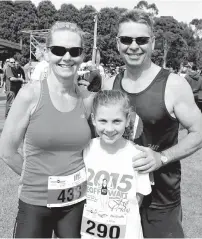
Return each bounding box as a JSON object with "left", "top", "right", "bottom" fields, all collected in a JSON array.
[
  {"left": 46, "top": 21, "right": 85, "bottom": 48},
  {"left": 92, "top": 90, "right": 135, "bottom": 140}
]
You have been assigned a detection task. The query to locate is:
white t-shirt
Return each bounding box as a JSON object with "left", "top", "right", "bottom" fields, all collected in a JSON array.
[
  {"left": 81, "top": 138, "right": 151, "bottom": 239},
  {"left": 31, "top": 60, "right": 49, "bottom": 81}
]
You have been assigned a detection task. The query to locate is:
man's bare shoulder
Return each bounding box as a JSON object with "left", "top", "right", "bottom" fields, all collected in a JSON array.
[
  {"left": 102, "top": 75, "right": 116, "bottom": 90},
  {"left": 167, "top": 72, "right": 192, "bottom": 93},
  {"left": 166, "top": 72, "right": 195, "bottom": 106}
]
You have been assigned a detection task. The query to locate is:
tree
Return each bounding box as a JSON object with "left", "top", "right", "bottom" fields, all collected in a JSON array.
[
  {"left": 78, "top": 5, "right": 97, "bottom": 34},
  {"left": 77, "top": 5, "right": 97, "bottom": 62},
  {"left": 134, "top": 1, "right": 159, "bottom": 17},
  {"left": 98, "top": 8, "right": 119, "bottom": 36},
  {"left": 9, "top": 1, "right": 38, "bottom": 64},
  {"left": 0, "top": 1, "right": 14, "bottom": 40},
  {"left": 154, "top": 16, "right": 188, "bottom": 69},
  {"left": 37, "top": 0, "right": 57, "bottom": 30},
  {"left": 97, "top": 7, "right": 123, "bottom": 65},
  {"left": 190, "top": 18, "right": 202, "bottom": 38},
  {"left": 56, "top": 4, "right": 80, "bottom": 24}
]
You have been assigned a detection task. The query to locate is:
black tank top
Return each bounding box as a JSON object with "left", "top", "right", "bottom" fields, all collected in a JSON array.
[{"left": 113, "top": 68, "right": 181, "bottom": 208}]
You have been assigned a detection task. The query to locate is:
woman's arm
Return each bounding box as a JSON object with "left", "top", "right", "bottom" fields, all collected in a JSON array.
[{"left": 0, "top": 81, "right": 40, "bottom": 175}]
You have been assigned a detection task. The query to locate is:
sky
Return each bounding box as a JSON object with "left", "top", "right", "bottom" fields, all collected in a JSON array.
[{"left": 31, "top": 0, "right": 202, "bottom": 24}]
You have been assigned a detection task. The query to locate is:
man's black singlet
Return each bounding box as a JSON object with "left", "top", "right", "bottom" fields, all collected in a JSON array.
[{"left": 113, "top": 68, "right": 180, "bottom": 209}]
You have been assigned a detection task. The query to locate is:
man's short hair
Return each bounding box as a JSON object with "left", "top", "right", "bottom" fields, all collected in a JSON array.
[
  {"left": 118, "top": 9, "right": 154, "bottom": 35},
  {"left": 9, "top": 58, "right": 15, "bottom": 63}
]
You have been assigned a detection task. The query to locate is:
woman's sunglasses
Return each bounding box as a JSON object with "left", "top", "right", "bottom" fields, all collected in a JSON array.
[
  {"left": 117, "top": 36, "right": 150, "bottom": 45},
  {"left": 48, "top": 46, "right": 83, "bottom": 57}
]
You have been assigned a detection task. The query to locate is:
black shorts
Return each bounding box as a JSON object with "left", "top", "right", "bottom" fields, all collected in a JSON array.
[
  {"left": 13, "top": 199, "right": 85, "bottom": 238},
  {"left": 140, "top": 203, "right": 184, "bottom": 238}
]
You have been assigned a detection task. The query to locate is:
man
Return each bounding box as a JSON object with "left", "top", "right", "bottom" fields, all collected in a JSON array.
[
  {"left": 5, "top": 58, "right": 24, "bottom": 118},
  {"left": 15, "top": 61, "right": 25, "bottom": 82},
  {"left": 1, "top": 59, "right": 10, "bottom": 90},
  {"left": 185, "top": 64, "right": 202, "bottom": 111},
  {"left": 30, "top": 43, "right": 49, "bottom": 82},
  {"left": 103, "top": 9, "right": 202, "bottom": 238}
]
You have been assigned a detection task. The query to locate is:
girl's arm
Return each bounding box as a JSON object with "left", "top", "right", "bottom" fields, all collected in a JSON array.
[{"left": 0, "top": 82, "right": 40, "bottom": 175}]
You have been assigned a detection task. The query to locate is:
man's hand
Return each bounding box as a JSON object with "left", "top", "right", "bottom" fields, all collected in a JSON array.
[
  {"left": 78, "top": 70, "right": 101, "bottom": 92},
  {"left": 18, "top": 77, "right": 24, "bottom": 83},
  {"left": 132, "top": 145, "right": 162, "bottom": 173}
]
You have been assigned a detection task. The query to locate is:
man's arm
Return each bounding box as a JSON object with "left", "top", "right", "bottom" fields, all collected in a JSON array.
[
  {"left": 161, "top": 74, "right": 202, "bottom": 161},
  {"left": 6, "top": 66, "right": 23, "bottom": 82},
  {"left": 10, "top": 76, "right": 23, "bottom": 82},
  {"left": 21, "top": 67, "right": 26, "bottom": 80},
  {"left": 132, "top": 74, "right": 202, "bottom": 173}
]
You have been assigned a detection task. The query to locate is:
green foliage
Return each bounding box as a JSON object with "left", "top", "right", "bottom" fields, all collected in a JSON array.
[
  {"left": 134, "top": 0, "right": 159, "bottom": 17},
  {"left": 83, "top": 33, "right": 94, "bottom": 62},
  {"left": 55, "top": 4, "right": 80, "bottom": 24},
  {"left": 37, "top": 0, "right": 57, "bottom": 29},
  {"left": 0, "top": 1, "right": 201, "bottom": 70},
  {"left": 98, "top": 8, "right": 119, "bottom": 35},
  {"left": 154, "top": 16, "right": 189, "bottom": 69},
  {"left": 78, "top": 5, "right": 97, "bottom": 34},
  {"left": 190, "top": 18, "right": 202, "bottom": 37},
  {"left": 0, "top": 1, "right": 14, "bottom": 40}
]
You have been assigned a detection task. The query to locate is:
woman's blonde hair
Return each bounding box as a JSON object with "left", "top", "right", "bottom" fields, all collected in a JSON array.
[{"left": 46, "top": 21, "right": 85, "bottom": 48}]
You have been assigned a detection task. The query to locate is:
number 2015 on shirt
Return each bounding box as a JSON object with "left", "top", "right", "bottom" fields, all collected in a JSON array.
[{"left": 88, "top": 169, "right": 133, "bottom": 192}]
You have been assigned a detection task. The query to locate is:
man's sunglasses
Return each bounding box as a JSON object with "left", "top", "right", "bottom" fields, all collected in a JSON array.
[
  {"left": 117, "top": 36, "right": 150, "bottom": 45},
  {"left": 48, "top": 46, "right": 83, "bottom": 57}
]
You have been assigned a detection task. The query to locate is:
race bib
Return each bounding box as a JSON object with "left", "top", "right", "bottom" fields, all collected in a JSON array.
[
  {"left": 47, "top": 168, "right": 87, "bottom": 207},
  {"left": 81, "top": 204, "right": 127, "bottom": 238}
]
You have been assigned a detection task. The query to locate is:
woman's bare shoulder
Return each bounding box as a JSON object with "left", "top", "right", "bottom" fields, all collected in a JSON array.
[{"left": 16, "top": 81, "right": 41, "bottom": 113}]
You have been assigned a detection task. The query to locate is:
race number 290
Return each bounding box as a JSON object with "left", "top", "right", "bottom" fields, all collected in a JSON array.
[
  {"left": 86, "top": 220, "right": 120, "bottom": 238},
  {"left": 81, "top": 215, "right": 126, "bottom": 239}
]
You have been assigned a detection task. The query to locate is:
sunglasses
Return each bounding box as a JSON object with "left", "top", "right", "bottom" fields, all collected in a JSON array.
[
  {"left": 48, "top": 46, "right": 83, "bottom": 57},
  {"left": 117, "top": 36, "right": 150, "bottom": 45},
  {"left": 10, "top": 61, "right": 15, "bottom": 64}
]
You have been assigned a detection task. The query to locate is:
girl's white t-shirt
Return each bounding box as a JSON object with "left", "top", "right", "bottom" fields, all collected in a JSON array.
[{"left": 81, "top": 138, "right": 151, "bottom": 239}]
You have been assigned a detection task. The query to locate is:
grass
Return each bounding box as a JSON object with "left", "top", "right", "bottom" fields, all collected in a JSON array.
[{"left": 0, "top": 129, "right": 202, "bottom": 237}]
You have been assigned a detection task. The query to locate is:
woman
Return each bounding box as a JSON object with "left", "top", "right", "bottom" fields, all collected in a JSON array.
[{"left": 0, "top": 22, "right": 94, "bottom": 238}]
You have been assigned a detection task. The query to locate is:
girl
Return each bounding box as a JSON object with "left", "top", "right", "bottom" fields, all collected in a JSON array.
[{"left": 81, "top": 90, "right": 151, "bottom": 239}]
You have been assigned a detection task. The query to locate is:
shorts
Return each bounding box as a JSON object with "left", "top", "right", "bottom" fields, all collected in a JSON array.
[
  {"left": 13, "top": 199, "right": 85, "bottom": 238},
  {"left": 140, "top": 203, "right": 184, "bottom": 238}
]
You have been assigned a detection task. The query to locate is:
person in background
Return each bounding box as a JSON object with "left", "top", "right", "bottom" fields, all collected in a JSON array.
[
  {"left": 30, "top": 43, "right": 49, "bottom": 82},
  {"left": 15, "top": 61, "right": 25, "bottom": 83},
  {"left": 4, "top": 58, "right": 24, "bottom": 118},
  {"left": 1, "top": 59, "right": 10, "bottom": 91},
  {"left": 0, "top": 65, "right": 3, "bottom": 88},
  {"left": 185, "top": 64, "right": 202, "bottom": 109}
]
